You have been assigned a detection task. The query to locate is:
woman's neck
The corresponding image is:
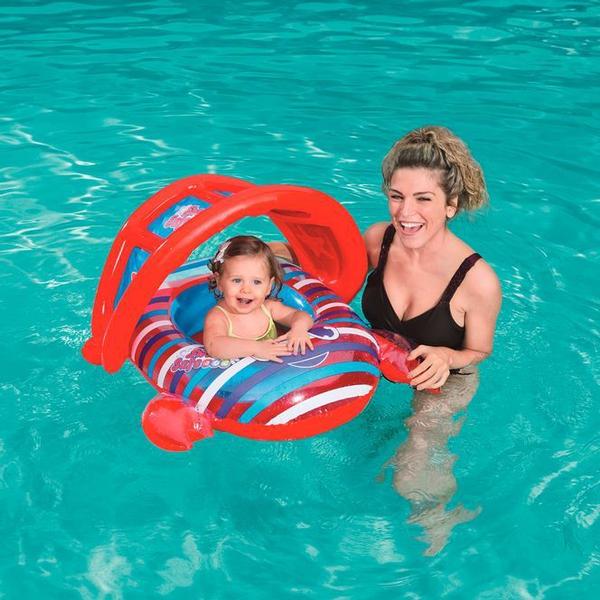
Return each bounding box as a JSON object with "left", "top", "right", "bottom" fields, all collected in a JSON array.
[{"left": 399, "top": 226, "right": 455, "bottom": 266}]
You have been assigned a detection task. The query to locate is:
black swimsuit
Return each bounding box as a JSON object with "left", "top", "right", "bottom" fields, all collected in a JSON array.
[{"left": 362, "top": 224, "right": 481, "bottom": 349}]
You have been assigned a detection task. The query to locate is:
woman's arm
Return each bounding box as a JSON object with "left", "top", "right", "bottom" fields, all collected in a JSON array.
[
  {"left": 267, "top": 241, "right": 297, "bottom": 262},
  {"left": 408, "top": 262, "right": 502, "bottom": 390},
  {"left": 203, "top": 308, "right": 292, "bottom": 362}
]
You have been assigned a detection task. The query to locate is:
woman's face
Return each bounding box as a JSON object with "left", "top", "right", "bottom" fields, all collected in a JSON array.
[{"left": 387, "top": 167, "right": 457, "bottom": 250}]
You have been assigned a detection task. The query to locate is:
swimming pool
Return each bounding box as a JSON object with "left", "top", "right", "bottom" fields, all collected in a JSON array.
[{"left": 1, "top": 0, "right": 598, "bottom": 596}]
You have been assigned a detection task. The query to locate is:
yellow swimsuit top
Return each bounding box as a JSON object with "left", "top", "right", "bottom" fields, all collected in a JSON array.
[{"left": 215, "top": 303, "right": 278, "bottom": 341}]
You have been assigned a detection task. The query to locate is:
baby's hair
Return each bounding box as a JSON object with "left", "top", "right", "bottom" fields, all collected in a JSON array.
[
  {"left": 381, "top": 125, "right": 488, "bottom": 214},
  {"left": 208, "top": 235, "right": 284, "bottom": 298}
]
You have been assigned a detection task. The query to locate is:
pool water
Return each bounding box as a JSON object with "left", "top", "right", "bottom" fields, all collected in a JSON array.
[{"left": 1, "top": 0, "right": 598, "bottom": 597}]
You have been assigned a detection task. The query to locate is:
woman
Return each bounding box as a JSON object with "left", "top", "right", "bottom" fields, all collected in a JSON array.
[
  {"left": 362, "top": 125, "right": 502, "bottom": 390},
  {"left": 364, "top": 125, "right": 501, "bottom": 554}
]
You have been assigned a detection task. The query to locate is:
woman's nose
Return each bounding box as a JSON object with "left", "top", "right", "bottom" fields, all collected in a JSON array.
[{"left": 394, "top": 198, "right": 414, "bottom": 217}]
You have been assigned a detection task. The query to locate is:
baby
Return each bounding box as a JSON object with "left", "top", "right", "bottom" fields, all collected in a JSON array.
[{"left": 203, "top": 235, "right": 314, "bottom": 362}]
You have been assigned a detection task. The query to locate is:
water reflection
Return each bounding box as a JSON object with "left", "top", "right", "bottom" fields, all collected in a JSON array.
[{"left": 386, "top": 367, "right": 481, "bottom": 556}]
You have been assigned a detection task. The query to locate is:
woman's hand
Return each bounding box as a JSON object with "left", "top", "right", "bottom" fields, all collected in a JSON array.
[
  {"left": 407, "top": 345, "right": 453, "bottom": 390},
  {"left": 252, "top": 340, "right": 292, "bottom": 363},
  {"left": 276, "top": 327, "right": 314, "bottom": 355}
]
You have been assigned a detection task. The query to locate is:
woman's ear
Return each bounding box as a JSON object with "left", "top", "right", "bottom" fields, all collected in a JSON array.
[{"left": 446, "top": 198, "right": 458, "bottom": 219}]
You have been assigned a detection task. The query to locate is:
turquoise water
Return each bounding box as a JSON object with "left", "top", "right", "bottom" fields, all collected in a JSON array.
[{"left": 2, "top": 0, "right": 599, "bottom": 596}]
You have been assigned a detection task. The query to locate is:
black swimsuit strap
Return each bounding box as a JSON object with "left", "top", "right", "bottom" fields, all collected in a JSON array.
[
  {"left": 376, "top": 225, "right": 481, "bottom": 304},
  {"left": 376, "top": 224, "right": 396, "bottom": 271},
  {"left": 440, "top": 253, "right": 481, "bottom": 303}
]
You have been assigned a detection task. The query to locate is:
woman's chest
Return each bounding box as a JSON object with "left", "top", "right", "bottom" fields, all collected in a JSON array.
[{"left": 382, "top": 261, "right": 465, "bottom": 324}]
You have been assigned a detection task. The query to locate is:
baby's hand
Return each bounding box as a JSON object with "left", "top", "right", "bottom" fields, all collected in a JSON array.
[
  {"left": 252, "top": 340, "right": 292, "bottom": 363},
  {"left": 276, "top": 327, "right": 314, "bottom": 355}
]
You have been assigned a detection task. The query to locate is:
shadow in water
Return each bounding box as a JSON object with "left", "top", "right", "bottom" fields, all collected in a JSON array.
[{"left": 384, "top": 367, "right": 481, "bottom": 556}]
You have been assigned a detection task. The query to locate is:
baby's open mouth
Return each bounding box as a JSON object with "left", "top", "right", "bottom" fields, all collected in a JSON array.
[{"left": 237, "top": 297, "right": 253, "bottom": 305}]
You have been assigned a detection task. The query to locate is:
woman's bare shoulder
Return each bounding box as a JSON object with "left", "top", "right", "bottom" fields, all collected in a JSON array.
[
  {"left": 464, "top": 258, "right": 502, "bottom": 306},
  {"left": 363, "top": 222, "right": 390, "bottom": 267}
]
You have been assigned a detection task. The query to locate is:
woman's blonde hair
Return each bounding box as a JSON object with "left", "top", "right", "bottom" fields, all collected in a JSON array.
[{"left": 381, "top": 126, "right": 488, "bottom": 213}]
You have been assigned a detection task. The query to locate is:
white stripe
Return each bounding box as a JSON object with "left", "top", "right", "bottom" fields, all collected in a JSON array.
[
  {"left": 266, "top": 384, "right": 373, "bottom": 425},
  {"left": 195, "top": 356, "right": 256, "bottom": 412},
  {"left": 293, "top": 278, "right": 322, "bottom": 289},
  {"left": 316, "top": 302, "right": 349, "bottom": 314},
  {"left": 157, "top": 344, "right": 199, "bottom": 388},
  {"left": 159, "top": 265, "right": 210, "bottom": 288},
  {"left": 336, "top": 327, "right": 379, "bottom": 350},
  {"left": 131, "top": 319, "right": 172, "bottom": 358}
]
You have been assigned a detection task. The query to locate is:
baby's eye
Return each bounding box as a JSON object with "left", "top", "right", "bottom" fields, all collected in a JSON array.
[
  {"left": 253, "top": 279, "right": 263, "bottom": 285},
  {"left": 232, "top": 278, "right": 242, "bottom": 283}
]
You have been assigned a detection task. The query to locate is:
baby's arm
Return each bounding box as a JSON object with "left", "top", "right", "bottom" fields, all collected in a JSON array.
[
  {"left": 203, "top": 308, "right": 292, "bottom": 362},
  {"left": 268, "top": 300, "right": 314, "bottom": 355}
]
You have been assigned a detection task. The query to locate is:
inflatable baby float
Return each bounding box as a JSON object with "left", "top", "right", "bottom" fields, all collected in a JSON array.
[{"left": 82, "top": 175, "right": 415, "bottom": 451}]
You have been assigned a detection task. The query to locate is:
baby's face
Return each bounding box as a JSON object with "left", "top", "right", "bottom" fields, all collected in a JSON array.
[{"left": 217, "top": 255, "right": 273, "bottom": 313}]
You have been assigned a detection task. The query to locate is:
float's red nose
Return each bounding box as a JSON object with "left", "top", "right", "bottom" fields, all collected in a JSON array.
[{"left": 141, "top": 394, "right": 213, "bottom": 451}]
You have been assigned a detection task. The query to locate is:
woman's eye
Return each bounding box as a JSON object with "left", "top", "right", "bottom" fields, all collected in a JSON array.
[
  {"left": 389, "top": 195, "right": 402, "bottom": 201},
  {"left": 416, "top": 196, "right": 432, "bottom": 202}
]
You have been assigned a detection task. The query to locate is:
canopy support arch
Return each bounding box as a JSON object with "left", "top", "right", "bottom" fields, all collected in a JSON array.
[{"left": 82, "top": 175, "right": 367, "bottom": 373}]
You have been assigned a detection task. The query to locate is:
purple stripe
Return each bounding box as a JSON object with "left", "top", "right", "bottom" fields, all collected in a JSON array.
[
  {"left": 150, "top": 296, "right": 171, "bottom": 304},
  {"left": 318, "top": 309, "right": 355, "bottom": 320},
  {"left": 169, "top": 369, "right": 185, "bottom": 393},
  {"left": 302, "top": 286, "right": 330, "bottom": 298},
  {"left": 137, "top": 329, "right": 179, "bottom": 368}
]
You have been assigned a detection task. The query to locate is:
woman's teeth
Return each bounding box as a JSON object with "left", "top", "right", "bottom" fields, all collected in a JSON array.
[{"left": 399, "top": 221, "right": 424, "bottom": 232}]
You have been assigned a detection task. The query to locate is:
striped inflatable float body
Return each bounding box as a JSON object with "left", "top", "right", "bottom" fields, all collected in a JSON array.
[{"left": 135, "top": 257, "right": 382, "bottom": 448}]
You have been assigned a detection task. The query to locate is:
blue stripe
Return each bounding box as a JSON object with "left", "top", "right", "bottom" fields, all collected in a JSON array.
[
  {"left": 240, "top": 342, "right": 377, "bottom": 401},
  {"left": 139, "top": 309, "right": 169, "bottom": 321},
  {"left": 216, "top": 362, "right": 283, "bottom": 418},
  {"left": 239, "top": 362, "right": 380, "bottom": 423},
  {"left": 138, "top": 329, "right": 179, "bottom": 368},
  {"left": 174, "top": 258, "right": 210, "bottom": 273},
  {"left": 147, "top": 338, "right": 187, "bottom": 378},
  {"left": 309, "top": 293, "right": 338, "bottom": 304},
  {"left": 180, "top": 358, "right": 265, "bottom": 399},
  {"left": 283, "top": 270, "right": 311, "bottom": 281},
  {"left": 182, "top": 365, "right": 218, "bottom": 397},
  {"left": 216, "top": 341, "right": 378, "bottom": 419}
]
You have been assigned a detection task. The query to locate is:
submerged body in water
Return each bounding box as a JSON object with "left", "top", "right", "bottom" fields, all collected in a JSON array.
[{"left": 387, "top": 367, "right": 481, "bottom": 556}]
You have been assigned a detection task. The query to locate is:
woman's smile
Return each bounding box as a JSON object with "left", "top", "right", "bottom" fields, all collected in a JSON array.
[{"left": 388, "top": 168, "right": 453, "bottom": 248}]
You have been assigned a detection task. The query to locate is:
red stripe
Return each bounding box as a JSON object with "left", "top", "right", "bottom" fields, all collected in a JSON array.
[
  {"left": 213, "top": 395, "right": 373, "bottom": 440},
  {"left": 251, "top": 370, "right": 378, "bottom": 425}
]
